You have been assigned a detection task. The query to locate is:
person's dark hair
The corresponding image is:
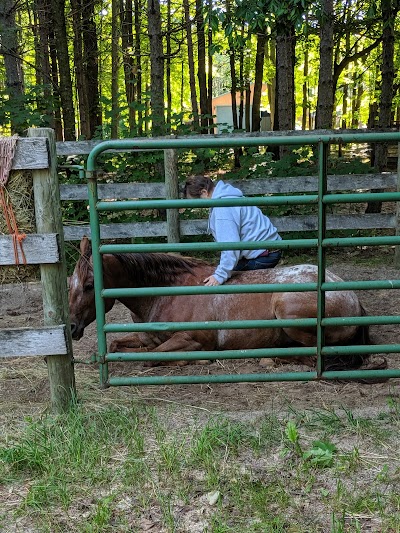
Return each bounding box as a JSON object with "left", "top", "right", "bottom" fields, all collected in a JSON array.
[{"left": 183, "top": 175, "right": 214, "bottom": 198}]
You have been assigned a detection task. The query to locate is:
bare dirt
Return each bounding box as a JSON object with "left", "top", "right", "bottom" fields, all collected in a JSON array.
[{"left": 1, "top": 257, "right": 400, "bottom": 420}]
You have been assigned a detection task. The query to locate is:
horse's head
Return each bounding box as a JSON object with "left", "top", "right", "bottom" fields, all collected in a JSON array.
[{"left": 69, "top": 237, "right": 115, "bottom": 340}]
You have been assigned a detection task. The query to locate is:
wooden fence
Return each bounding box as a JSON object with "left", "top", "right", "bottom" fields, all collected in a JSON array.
[
  {"left": 60, "top": 172, "right": 399, "bottom": 242},
  {"left": 1, "top": 129, "right": 76, "bottom": 413},
  {"left": 7, "top": 129, "right": 400, "bottom": 249}
]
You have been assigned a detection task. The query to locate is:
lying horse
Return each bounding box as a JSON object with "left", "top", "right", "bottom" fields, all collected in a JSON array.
[{"left": 69, "top": 237, "right": 374, "bottom": 371}]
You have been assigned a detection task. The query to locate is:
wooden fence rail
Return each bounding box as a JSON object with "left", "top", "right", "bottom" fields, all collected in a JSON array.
[{"left": 59, "top": 172, "right": 398, "bottom": 241}]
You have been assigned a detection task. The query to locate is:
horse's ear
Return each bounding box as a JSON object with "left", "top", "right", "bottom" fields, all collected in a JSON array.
[{"left": 80, "top": 236, "right": 91, "bottom": 256}]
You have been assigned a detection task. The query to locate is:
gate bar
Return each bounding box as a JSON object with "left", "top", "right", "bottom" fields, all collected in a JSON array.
[
  {"left": 103, "top": 314, "right": 400, "bottom": 333},
  {"left": 105, "top": 343, "right": 400, "bottom": 363},
  {"left": 107, "top": 368, "right": 400, "bottom": 387}
]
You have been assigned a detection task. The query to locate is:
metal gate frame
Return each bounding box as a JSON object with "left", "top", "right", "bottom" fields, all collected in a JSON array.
[{"left": 84, "top": 133, "right": 400, "bottom": 387}]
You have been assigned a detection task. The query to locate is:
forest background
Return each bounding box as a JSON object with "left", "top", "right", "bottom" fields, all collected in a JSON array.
[{"left": 0, "top": 0, "right": 399, "bottom": 160}]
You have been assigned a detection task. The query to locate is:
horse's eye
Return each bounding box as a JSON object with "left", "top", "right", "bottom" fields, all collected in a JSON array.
[{"left": 84, "top": 284, "right": 94, "bottom": 292}]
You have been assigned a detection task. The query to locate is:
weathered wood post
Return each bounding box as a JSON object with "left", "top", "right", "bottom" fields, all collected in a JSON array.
[
  {"left": 164, "top": 149, "right": 180, "bottom": 243},
  {"left": 27, "top": 127, "right": 76, "bottom": 412}
]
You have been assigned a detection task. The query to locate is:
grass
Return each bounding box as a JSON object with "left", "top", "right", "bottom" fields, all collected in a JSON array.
[{"left": 1, "top": 396, "right": 400, "bottom": 532}]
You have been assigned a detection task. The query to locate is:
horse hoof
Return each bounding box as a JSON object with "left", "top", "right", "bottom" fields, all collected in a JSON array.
[
  {"left": 356, "top": 355, "right": 389, "bottom": 384},
  {"left": 259, "top": 358, "right": 276, "bottom": 368}
]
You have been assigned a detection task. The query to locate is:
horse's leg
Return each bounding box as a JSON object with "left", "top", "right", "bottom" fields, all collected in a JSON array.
[
  {"left": 271, "top": 293, "right": 318, "bottom": 367},
  {"left": 109, "top": 332, "right": 161, "bottom": 353},
  {"left": 109, "top": 332, "right": 207, "bottom": 367},
  {"left": 150, "top": 332, "right": 207, "bottom": 367}
]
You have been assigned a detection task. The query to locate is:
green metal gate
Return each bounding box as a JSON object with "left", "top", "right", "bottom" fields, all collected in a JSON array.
[{"left": 84, "top": 133, "right": 400, "bottom": 387}]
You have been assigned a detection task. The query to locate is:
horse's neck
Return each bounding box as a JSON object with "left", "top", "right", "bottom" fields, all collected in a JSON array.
[{"left": 117, "top": 295, "right": 155, "bottom": 321}]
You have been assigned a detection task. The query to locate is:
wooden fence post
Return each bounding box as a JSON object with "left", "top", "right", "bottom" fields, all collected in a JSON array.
[
  {"left": 27, "top": 128, "right": 76, "bottom": 412},
  {"left": 164, "top": 149, "right": 180, "bottom": 243}
]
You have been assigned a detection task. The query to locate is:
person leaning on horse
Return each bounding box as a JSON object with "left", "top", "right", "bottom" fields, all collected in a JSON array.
[{"left": 183, "top": 176, "right": 282, "bottom": 287}]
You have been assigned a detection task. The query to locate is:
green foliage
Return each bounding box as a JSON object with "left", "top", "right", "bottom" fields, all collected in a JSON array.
[
  {"left": 303, "top": 440, "right": 337, "bottom": 467},
  {"left": 283, "top": 419, "right": 303, "bottom": 456},
  {"left": 0, "top": 85, "right": 56, "bottom": 133}
]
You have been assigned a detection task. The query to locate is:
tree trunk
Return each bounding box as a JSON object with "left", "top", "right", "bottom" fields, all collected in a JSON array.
[
  {"left": 226, "top": 0, "right": 238, "bottom": 131},
  {"left": 50, "top": 0, "right": 76, "bottom": 140},
  {"left": 166, "top": 0, "right": 172, "bottom": 132},
  {"left": 82, "top": 0, "right": 102, "bottom": 137},
  {"left": 148, "top": 0, "right": 165, "bottom": 194},
  {"left": 0, "top": 0, "right": 25, "bottom": 134},
  {"left": 134, "top": 0, "right": 143, "bottom": 135},
  {"left": 315, "top": 0, "right": 334, "bottom": 129},
  {"left": 243, "top": 31, "right": 252, "bottom": 132},
  {"left": 48, "top": 27, "right": 63, "bottom": 139},
  {"left": 245, "top": 83, "right": 251, "bottom": 132},
  {"left": 338, "top": 68, "right": 349, "bottom": 157},
  {"left": 266, "top": 38, "right": 275, "bottom": 130},
  {"left": 238, "top": 24, "right": 245, "bottom": 130},
  {"left": 120, "top": 0, "right": 136, "bottom": 134},
  {"left": 196, "top": 0, "right": 209, "bottom": 132},
  {"left": 70, "top": 0, "right": 91, "bottom": 139},
  {"left": 375, "top": 0, "right": 396, "bottom": 170},
  {"left": 147, "top": 0, "right": 165, "bottom": 137},
  {"left": 302, "top": 46, "right": 309, "bottom": 130},
  {"left": 111, "top": 0, "right": 119, "bottom": 138},
  {"left": 183, "top": 0, "right": 199, "bottom": 131},
  {"left": 251, "top": 31, "right": 266, "bottom": 132},
  {"left": 207, "top": 0, "right": 213, "bottom": 127},
  {"left": 274, "top": 20, "right": 295, "bottom": 157},
  {"left": 367, "top": 0, "right": 397, "bottom": 213},
  {"left": 34, "top": 0, "right": 55, "bottom": 130},
  {"left": 351, "top": 79, "right": 364, "bottom": 128}
]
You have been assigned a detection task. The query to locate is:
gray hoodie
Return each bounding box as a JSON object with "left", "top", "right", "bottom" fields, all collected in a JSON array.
[{"left": 210, "top": 181, "right": 281, "bottom": 283}]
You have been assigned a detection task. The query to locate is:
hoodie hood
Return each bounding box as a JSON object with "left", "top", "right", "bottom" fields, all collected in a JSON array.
[
  {"left": 212, "top": 181, "right": 243, "bottom": 199},
  {"left": 207, "top": 179, "right": 281, "bottom": 284}
]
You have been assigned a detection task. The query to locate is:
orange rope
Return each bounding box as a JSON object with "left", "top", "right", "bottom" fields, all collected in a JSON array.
[{"left": 0, "top": 135, "right": 27, "bottom": 265}]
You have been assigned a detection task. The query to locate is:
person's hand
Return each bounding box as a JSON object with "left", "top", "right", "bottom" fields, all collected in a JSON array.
[{"left": 203, "top": 275, "right": 221, "bottom": 286}]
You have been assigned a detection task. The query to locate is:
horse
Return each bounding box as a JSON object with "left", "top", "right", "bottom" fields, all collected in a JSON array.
[{"left": 69, "top": 237, "right": 379, "bottom": 372}]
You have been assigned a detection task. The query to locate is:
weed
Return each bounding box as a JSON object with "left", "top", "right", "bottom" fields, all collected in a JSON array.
[
  {"left": 282, "top": 420, "right": 302, "bottom": 457},
  {"left": 303, "top": 440, "right": 337, "bottom": 467},
  {"left": 88, "top": 495, "right": 115, "bottom": 531}
]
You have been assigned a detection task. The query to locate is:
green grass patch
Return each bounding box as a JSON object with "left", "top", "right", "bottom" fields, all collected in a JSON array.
[{"left": 1, "top": 401, "right": 399, "bottom": 532}]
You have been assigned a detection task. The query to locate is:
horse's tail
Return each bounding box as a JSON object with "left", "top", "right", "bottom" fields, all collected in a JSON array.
[{"left": 325, "top": 303, "right": 371, "bottom": 372}]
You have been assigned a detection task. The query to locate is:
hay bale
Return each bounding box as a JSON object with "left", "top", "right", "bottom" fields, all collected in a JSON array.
[{"left": 0, "top": 170, "right": 39, "bottom": 283}]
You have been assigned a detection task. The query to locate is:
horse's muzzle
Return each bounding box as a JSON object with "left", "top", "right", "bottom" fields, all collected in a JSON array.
[{"left": 70, "top": 322, "right": 84, "bottom": 340}]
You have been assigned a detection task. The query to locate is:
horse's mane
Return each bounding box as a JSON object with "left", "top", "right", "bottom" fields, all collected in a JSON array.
[
  {"left": 77, "top": 247, "right": 93, "bottom": 280},
  {"left": 114, "top": 253, "right": 208, "bottom": 286},
  {"left": 76, "top": 246, "right": 208, "bottom": 287}
]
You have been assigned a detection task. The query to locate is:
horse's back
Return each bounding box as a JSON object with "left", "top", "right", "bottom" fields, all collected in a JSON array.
[{"left": 227, "top": 264, "right": 321, "bottom": 285}]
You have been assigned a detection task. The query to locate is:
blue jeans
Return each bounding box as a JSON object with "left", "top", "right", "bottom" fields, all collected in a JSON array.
[{"left": 234, "top": 251, "right": 282, "bottom": 271}]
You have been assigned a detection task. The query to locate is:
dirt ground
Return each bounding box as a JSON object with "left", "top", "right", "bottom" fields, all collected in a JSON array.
[{"left": 1, "top": 257, "right": 400, "bottom": 420}]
